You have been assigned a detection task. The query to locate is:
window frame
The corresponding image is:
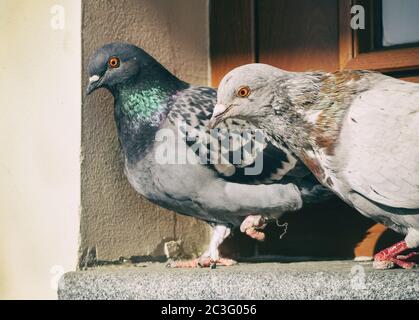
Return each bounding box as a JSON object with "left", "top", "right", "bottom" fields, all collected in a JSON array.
[{"left": 339, "top": 0, "right": 419, "bottom": 72}]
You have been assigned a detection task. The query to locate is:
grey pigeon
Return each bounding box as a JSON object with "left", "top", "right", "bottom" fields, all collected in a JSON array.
[
  {"left": 212, "top": 63, "right": 419, "bottom": 269},
  {"left": 86, "top": 44, "right": 331, "bottom": 267}
]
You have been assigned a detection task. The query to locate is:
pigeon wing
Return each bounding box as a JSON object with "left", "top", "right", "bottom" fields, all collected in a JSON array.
[
  {"left": 341, "top": 78, "right": 419, "bottom": 209},
  {"left": 167, "top": 86, "right": 307, "bottom": 184}
]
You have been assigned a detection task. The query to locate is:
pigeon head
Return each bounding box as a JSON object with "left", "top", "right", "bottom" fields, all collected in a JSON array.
[
  {"left": 86, "top": 42, "right": 156, "bottom": 95},
  {"left": 209, "top": 64, "right": 288, "bottom": 128}
]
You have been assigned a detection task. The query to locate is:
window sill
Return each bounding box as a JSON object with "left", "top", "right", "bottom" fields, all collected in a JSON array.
[{"left": 58, "top": 261, "right": 418, "bottom": 300}]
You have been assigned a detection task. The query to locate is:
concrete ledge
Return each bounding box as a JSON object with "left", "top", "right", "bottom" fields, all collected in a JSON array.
[{"left": 58, "top": 261, "right": 419, "bottom": 300}]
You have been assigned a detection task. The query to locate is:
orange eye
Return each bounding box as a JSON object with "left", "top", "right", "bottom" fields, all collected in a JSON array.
[
  {"left": 108, "top": 57, "right": 120, "bottom": 68},
  {"left": 237, "top": 86, "right": 251, "bottom": 98}
]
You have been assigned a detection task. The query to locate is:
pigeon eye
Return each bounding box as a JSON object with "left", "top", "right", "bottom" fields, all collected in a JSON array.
[
  {"left": 108, "top": 57, "right": 120, "bottom": 68},
  {"left": 237, "top": 86, "right": 251, "bottom": 98}
]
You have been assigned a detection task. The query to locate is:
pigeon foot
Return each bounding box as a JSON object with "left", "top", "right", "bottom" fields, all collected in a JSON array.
[
  {"left": 167, "top": 225, "right": 235, "bottom": 269},
  {"left": 373, "top": 257, "right": 416, "bottom": 270},
  {"left": 167, "top": 257, "right": 237, "bottom": 268},
  {"left": 373, "top": 241, "right": 418, "bottom": 269},
  {"left": 240, "top": 215, "right": 267, "bottom": 241}
]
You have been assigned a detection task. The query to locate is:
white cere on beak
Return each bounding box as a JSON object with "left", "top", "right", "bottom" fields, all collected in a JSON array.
[
  {"left": 211, "top": 104, "right": 226, "bottom": 119},
  {"left": 209, "top": 104, "right": 227, "bottom": 128},
  {"left": 89, "top": 75, "right": 100, "bottom": 83}
]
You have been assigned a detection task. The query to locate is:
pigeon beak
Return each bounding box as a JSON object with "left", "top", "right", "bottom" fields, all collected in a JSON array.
[
  {"left": 208, "top": 104, "right": 228, "bottom": 129},
  {"left": 86, "top": 75, "right": 102, "bottom": 95}
]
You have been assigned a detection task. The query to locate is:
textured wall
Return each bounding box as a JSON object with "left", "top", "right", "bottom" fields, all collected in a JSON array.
[
  {"left": 0, "top": 0, "right": 81, "bottom": 298},
  {"left": 81, "top": 0, "right": 211, "bottom": 263}
]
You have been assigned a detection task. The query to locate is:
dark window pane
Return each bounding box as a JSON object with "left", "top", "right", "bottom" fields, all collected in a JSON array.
[{"left": 382, "top": 0, "right": 419, "bottom": 47}]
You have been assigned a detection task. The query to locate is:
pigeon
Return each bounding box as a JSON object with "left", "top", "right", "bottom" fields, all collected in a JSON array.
[
  {"left": 211, "top": 63, "right": 419, "bottom": 269},
  {"left": 86, "top": 44, "right": 331, "bottom": 268}
]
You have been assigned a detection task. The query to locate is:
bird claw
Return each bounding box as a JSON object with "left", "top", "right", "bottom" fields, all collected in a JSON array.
[
  {"left": 373, "top": 241, "right": 418, "bottom": 270},
  {"left": 245, "top": 227, "right": 266, "bottom": 241},
  {"left": 396, "top": 252, "right": 419, "bottom": 262},
  {"left": 240, "top": 215, "right": 267, "bottom": 241},
  {"left": 373, "top": 258, "right": 416, "bottom": 270},
  {"left": 200, "top": 257, "right": 237, "bottom": 268},
  {"left": 167, "top": 257, "right": 237, "bottom": 268},
  {"left": 210, "top": 260, "right": 217, "bottom": 269},
  {"left": 166, "top": 258, "right": 200, "bottom": 268},
  {"left": 372, "top": 260, "right": 396, "bottom": 270}
]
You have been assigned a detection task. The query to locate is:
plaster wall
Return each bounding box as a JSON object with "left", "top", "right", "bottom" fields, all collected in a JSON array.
[{"left": 81, "top": 0, "right": 212, "bottom": 263}]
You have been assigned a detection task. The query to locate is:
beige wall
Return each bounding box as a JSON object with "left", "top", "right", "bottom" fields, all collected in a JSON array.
[
  {"left": 0, "top": 0, "right": 81, "bottom": 299},
  {"left": 80, "top": 0, "right": 211, "bottom": 263},
  {"left": 0, "top": 0, "right": 211, "bottom": 299}
]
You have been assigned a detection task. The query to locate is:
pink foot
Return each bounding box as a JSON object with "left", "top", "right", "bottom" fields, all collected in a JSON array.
[
  {"left": 167, "top": 257, "right": 237, "bottom": 268},
  {"left": 167, "top": 258, "right": 201, "bottom": 268},
  {"left": 245, "top": 228, "right": 266, "bottom": 241},
  {"left": 198, "top": 257, "right": 237, "bottom": 268},
  {"left": 373, "top": 241, "right": 417, "bottom": 270},
  {"left": 240, "top": 215, "right": 267, "bottom": 241}
]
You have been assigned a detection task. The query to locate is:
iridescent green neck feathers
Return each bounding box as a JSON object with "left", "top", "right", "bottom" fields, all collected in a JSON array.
[{"left": 119, "top": 86, "right": 166, "bottom": 121}]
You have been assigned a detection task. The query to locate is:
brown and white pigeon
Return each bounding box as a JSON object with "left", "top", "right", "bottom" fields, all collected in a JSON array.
[{"left": 211, "top": 63, "right": 419, "bottom": 269}]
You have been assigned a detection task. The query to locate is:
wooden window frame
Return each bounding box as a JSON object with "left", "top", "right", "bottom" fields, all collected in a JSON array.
[
  {"left": 209, "top": 0, "right": 256, "bottom": 87},
  {"left": 339, "top": 0, "right": 419, "bottom": 72}
]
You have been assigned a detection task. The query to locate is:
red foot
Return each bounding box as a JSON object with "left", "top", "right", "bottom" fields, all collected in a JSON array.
[
  {"left": 374, "top": 241, "right": 408, "bottom": 261},
  {"left": 390, "top": 258, "right": 416, "bottom": 269},
  {"left": 397, "top": 252, "right": 419, "bottom": 261},
  {"left": 373, "top": 241, "right": 417, "bottom": 270},
  {"left": 373, "top": 258, "right": 416, "bottom": 270}
]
